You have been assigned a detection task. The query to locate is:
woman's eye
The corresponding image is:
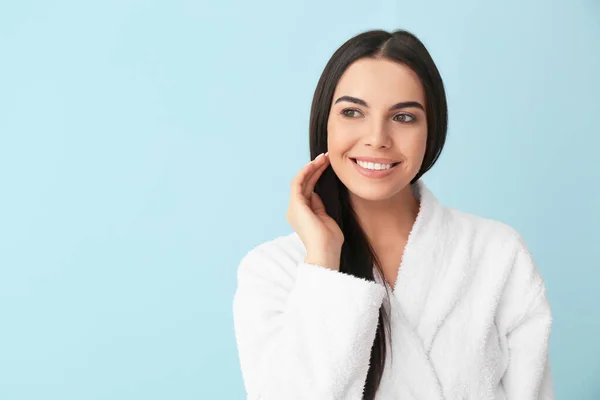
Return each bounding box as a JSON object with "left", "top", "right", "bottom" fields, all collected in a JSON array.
[
  {"left": 394, "top": 113, "right": 416, "bottom": 123},
  {"left": 341, "top": 109, "right": 361, "bottom": 118},
  {"left": 341, "top": 109, "right": 416, "bottom": 122}
]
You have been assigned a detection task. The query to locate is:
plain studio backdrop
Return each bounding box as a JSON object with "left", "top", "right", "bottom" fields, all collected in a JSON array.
[{"left": 1, "top": 0, "right": 599, "bottom": 398}]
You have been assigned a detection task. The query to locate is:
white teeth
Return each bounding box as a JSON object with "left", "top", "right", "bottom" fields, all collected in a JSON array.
[{"left": 356, "top": 160, "right": 395, "bottom": 170}]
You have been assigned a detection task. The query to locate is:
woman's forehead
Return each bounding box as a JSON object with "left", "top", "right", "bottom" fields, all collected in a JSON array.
[{"left": 333, "top": 58, "right": 425, "bottom": 106}]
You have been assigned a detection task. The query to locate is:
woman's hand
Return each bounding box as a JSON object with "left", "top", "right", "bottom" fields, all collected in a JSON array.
[{"left": 286, "top": 152, "right": 344, "bottom": 270}]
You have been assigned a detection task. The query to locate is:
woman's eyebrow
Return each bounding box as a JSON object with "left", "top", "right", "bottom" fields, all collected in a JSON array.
[{"left": 333, "top": 95, "right": 424, "bottom": 111}]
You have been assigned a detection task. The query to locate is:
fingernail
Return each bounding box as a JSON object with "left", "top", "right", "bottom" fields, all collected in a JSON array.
[{"left": 324, "top": 151, "right": 328, "bottom": 156}]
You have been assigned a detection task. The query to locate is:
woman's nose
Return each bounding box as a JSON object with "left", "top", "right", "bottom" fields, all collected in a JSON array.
[{"left": 364, "top": 121, "right": 392, "bottom": 149}]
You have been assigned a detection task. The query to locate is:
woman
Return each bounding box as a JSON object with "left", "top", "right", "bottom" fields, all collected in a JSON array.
[{"left": 232, "top": 29, "right": 553, "bottom": 400}]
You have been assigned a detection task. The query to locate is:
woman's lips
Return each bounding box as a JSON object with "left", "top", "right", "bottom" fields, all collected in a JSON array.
[{"left": 350, "top": 157, "right": 399, "bottom": 179}]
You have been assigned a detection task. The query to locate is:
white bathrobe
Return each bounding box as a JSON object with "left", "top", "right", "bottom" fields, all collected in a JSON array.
[{"left": 232, "top": 179, "right": 554, "bottom": 400}]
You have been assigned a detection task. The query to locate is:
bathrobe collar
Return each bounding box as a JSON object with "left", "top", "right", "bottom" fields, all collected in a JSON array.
[
  {"left": 375, "top": 179, "right": 472, "bottom": 399},
  {"left": 389, "top": 179, "right": 470, "bottom": 349}
]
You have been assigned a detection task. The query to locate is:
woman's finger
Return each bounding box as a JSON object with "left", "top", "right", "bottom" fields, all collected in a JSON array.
[
  {"left": 291, "top": 153, "right": 327, "bottom": 199},
  {"left": 310, "top": 191, "right": 326, "bottom": 215},
  {"left": 302, "top": 154, "right": 329, "bottom": 198}
]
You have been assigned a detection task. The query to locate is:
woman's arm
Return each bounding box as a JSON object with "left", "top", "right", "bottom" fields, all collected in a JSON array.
[
  {"left": 497, "top": 234, "right": 554, "bottom": 399},
  {"left": 232, "top": 244, "right": 386, "bottom": 400}
]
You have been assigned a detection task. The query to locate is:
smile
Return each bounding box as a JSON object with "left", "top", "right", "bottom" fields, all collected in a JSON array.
[{"left": 350, "top": 158, "right": 400, "bottom": 179}]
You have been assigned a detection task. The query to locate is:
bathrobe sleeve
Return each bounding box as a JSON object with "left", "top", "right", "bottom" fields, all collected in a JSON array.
[
  {"left": 232, "top": 245, "right": 387, "bottom": 400},
  {"left": 497, "top": 235, "right": 554, "bottom": 399}
]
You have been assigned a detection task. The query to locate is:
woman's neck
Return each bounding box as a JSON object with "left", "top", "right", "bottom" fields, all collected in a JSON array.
[{"left": 349, "top": 185, "right": 420, "bottom": 248}]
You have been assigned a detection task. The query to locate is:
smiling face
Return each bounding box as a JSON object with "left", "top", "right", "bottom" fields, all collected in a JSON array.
[{"left": 327, "top": 56, "right": 428, "bottom": 202}]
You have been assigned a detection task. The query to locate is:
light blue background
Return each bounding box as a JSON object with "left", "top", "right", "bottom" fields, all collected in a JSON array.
[{"left": 1, "top": 0, "right": 598, "bottom": 398}]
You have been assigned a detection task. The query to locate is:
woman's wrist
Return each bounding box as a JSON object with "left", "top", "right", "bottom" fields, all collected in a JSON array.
[{"left": 304, "top": 250, "right": 341, "bottom": 271}]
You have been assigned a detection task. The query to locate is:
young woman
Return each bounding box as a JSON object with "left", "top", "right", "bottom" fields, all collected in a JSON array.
[{"left": 233, "top": 29, "right": 553, "bottom": 400}]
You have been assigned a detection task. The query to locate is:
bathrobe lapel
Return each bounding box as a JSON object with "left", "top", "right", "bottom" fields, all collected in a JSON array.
[
  {"left": 375, "top": 179, "right": 473, "bottom": 398},
  {"left": 378, "top": 293, "right": 445, "bottom": 399}
]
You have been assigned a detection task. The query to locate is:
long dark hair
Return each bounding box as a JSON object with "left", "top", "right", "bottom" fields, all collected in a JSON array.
[{"left": 309, "top": 29, "right": 448, "bottom": 399}]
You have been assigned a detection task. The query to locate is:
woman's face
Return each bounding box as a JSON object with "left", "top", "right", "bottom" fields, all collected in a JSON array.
[{"left": 327, "top": 57, "right": 428, "bottom": 202}]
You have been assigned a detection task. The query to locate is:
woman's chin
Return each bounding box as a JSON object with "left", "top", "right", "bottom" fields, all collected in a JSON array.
[{"left": 346, "top": 185, "right": 404, "bottom": 202}]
